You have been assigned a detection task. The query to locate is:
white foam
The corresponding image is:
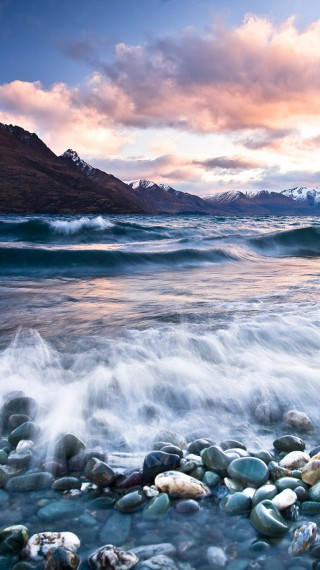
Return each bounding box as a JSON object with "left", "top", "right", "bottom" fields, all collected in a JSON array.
[{"left": 49, "top": 216, "right": 114, "bottom": 235}]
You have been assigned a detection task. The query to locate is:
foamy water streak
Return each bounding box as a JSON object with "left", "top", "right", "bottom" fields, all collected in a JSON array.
[{"left": 1, "top": 304, "right": 320, "bottom": 453}]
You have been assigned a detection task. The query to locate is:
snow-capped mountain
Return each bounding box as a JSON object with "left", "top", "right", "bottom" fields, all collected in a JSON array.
[
  {"left": 62, "top": 149, "right": 95, "bottom": 178},
  {"left": 281, "top": 187, "right": 320, "bottom": 205}
]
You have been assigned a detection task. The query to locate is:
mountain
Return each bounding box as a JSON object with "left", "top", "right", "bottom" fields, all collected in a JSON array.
[
  {"left": 126, "top": 179, "right": 217, "bottom": 214},
  {"left": 281, "top": 187, "right": 320, "bottom": 206},
  {"left": 0, "top": 124, "right": 148, "bottom": 214},
  {"left": 203, "top": 190, "right": 313, "bottom": 215}
]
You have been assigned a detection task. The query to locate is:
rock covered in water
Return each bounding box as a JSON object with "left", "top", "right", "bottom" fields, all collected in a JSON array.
[
  {"left": 155, "top": 470, "right": 211, "bottom": 499},
  {"left": 0, "top": 525, "right": 28, "bottom": 555},
  {"left": 85, "top": 458, "right": 116, "bottom": 487},
  {"left": 289, "top": 522, "right": 317, "bottom": 555},
  {"left": 115, "top": 490, "right": 147, "bottom": 513},
  {"left": 250, "top": 500, "right": 290, "bottom": 537},
  {"left": 271, "top": 489, "right": 297, "bottom": 510},
  {"left": 278, "top": 451, "right": 310, "bottom": 469},
  {"left": 143, "top": 493, "right": 171, "bottom": 518},
  {"left": 220, "top": 492, "right": 252, "bottom": 515},
  {"left": 207, "top": 546, "right": 227, "bottom": 567},
  {"left": 154, "top": 430, "right": 186, "bottom": 450},
  {"left": 88, "top": 544, "right": 138, "bottom": 569},
  {"left": 44, "top": 547, "right": 80, "bottom": 569},
  {"left": 131, "top": 544, "right": 176, "bottom": 561},
  {"left": 53, "top": 434, "right": 86, "bottom": 461},
  {"left": 143, "top": 451, "right": 180, "bottom": 484},
  {"left": 8, "top": 422, "right": 40, "bottom": 448},
  {"left": 5, "top": 471, "right": 54, "bottom": 492},
  {"left": 285, "top": 410, "right": 313, "bottom": 431},
  {"left": 26, "top": 532, "right": 80, "bottom": 561},
  {"left": 135, "top": 554, "right": 177, "bottom": 569},
  {"left": 1, "top": 396, "right": 37, "bottom": 431}
]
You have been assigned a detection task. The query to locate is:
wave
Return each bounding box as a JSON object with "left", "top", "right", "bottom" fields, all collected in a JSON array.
[
  {"left": 0, "top": 245, "right": 237, "bottom": 277},
  {"left": 249, "top": 226, "right": 320, "bottom": 257}
]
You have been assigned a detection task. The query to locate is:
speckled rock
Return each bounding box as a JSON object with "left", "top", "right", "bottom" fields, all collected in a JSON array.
[
  {"left": 279, "top": 451, "right": 310, "bottom": 469},
  {"left": 44, "top": 547, "right": 80, "bottom": 569},
  {"left": 250, "top": 500, "right": 290, "bottom": 537},
  {"left": 272, "top": 489, "right": 297, "bottom": 510},
  {"left": 273, "top": 436, "right": 305, "bottom": 453},
  {"left": 301, "top": 459, "right": 320, "bottom": 485},
  {"left": 0, "top": 525, "right": 28, "bottom": 555},
  {"left": 289, "top": 522, "right": 317, "bottom": 555},
  {"left": 285, "top": 410, "right": 313, "bottom": 432},
  {"left": 26, "top": 532, "right": 80, "bottom": 561},
  {"left": 155, "top": 470, "right": 211, "bottom": 499},
  {"left": 227, "top": 457, "right": 268, "bottom": 487},
  {"left": 88, "top": 544, "right": 138, "bottom": 569}
]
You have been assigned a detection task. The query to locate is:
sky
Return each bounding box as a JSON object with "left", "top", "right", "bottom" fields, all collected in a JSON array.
[{"left": 1, "top": 0, "right": 320, "bottom": 195}]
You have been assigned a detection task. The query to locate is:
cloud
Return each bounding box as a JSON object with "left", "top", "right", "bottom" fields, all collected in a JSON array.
[
  {"left": 239, "top": 128, "right": 295, "bottom": 149},
  {"left": 193, "top": 156, "right": 261, "bottom": 171}
]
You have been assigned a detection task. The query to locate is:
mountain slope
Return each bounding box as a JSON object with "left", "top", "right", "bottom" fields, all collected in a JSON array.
[
  {"left": 0, "top": 124, "right": 148, "bottom": 214},
  {"left": 204, "top": 190, "right": 312, "bottom": 215}
]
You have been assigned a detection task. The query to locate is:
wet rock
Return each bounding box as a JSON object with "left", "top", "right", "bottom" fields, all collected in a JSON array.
[
  {"left": 301, "top": 501, "right": 320, "bottom": 515},
  {"left": 155, "top": 470, "right": 211, "bottom": 499},
  {"left": 131, "top": 544, "right": 176, "bottom": 561},
  {"left": 268, "top": 461, "right": 290, "bottom": 481},
  {"left": 5, "top": 471, "right": 54, "bottom": 492},
  {"left": 273, "top": 435, "right": 305, "bottom": 453},
  {"left": 309, "top": 481, "right": 320, "bottom": 502},
  {"left": 143, "top": 493, "right": 171, "bottom": 518},
  {"left": 271, "top": 488, "right": 297, "bottom": 510},
  {"left": 1, "top": 397, "right": 37, "bottom": 431},
  {"left": 188, "top": 439, "right": 213, "bottom": 455},
  {"left": 42, "top": 460, "right": 67, "bottom": 478},
  {"left": 254, "top": 402, "right": 283, "bottom": 425},
  {"left": 252, "top": 484, "right": 278, "bottom": 506},
  {"left": 0, "top": 525, "right": 28, "bottom": 555},
  {"left": 52, "top": 477, "right": 81, "bottom": 491},
  {"left": 89, "top": 495, "right": 116, "bottom": 510},
  {"left": 220, "top": 440, "right": 246, "bottom": 451},
  {"left": 8, "top": 422, "right": 40, "bottom": 448},
  {"left": 250, "top": 500, "right": 290, "bottom": 537},
  {"left": 207, "top": 546, "right": 227, "bottom": 567},
  {"left": 202, "top": 446, "right": 231, "bottom": 474},
  {"left": 143, "top": 451, "right": 180, "bottom": 484},
  {"left": 115, "top": 490, "right": 147, "bottom": 513},
  {"left": 99, "top": 511, "right": 131, "bottom": 546},
  {"left": 53, "top": 434, "right": 86, "bottom": 461},
  {"left": 224, "top": 477, "right": 243, "bottom": 492},
  {"left": 37, "top": 500, "right": 83, "bottom": 522},
  {"left": 142, "top": 485, "right": 159, "bottom": 498},
  {"left": 135, "top": 555, "right": 177, "bottom": 569},
  {"left": 84, "top": 458, "right": 116, "bottom": 487},
  {"left": 7, "top": 415, "right": 31, "bottom": 432},
  {"left": 278, "top": 451, "right": 309, "bottom": 469},
  {"left": 203, "top": 471, "right": 220, "bottom": 488},
  {"left": 295, "top": 486, "right": 308, "bottom": 502},
  {"left": 285, "top": 410, "right": 313, "bottom": 432},
  {"left": 154, "top": 430, "right": 186, "bottom": 450},
  {"left": 26, "top": 532, "right": 80, "bottom": 561},
  {"left": 161, "top": 445, "right": 183, "bottom": 459},
  {"left": 275, "top": 477, "right": 306, "bottom": 492},
  {"left": 289, "top": 522, "right": 317, "bottom": 555},
  {"left": 174, "top": 499, "right": 200, "bottom": 514},
  {"left": 301, "top": 459, "right": 320, "bottom": 485},
  {"left": 114, "top": 470, "right": 143, "bottom": 490},
  {"left": 7, "top": 449, "right": 32, "bottom": 469},
  {"left": 227, "top": 457, "right": 268, "bottom": 487},
  {"left": 0, "top": 465, "right": 23, "bottom": 487},
  {"left": 252, "top": 450, "right": 274, "bottom": 465},
  {"left": 220, "top": 492, "right": 252, "bottom": 515},
  {"left": 68, "top": 450, "right": 105, "bottom": 472},
  {"left": 88, "top": 544, "right": 138, "bottom": 569},
  {"left": 45, "top": 547, "right": 80, "bottom": 569}
]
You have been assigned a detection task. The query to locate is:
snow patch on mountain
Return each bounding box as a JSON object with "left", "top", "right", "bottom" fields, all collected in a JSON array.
[
  {"left": 62, "top": 149, "right": 94, "bottom": 177},
  {"left": 281, "top": 187, "right": 320, "bottom": 204}
]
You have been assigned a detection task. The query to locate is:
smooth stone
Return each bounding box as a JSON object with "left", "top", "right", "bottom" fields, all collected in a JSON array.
[
  {"left": 2, "top": 397, "right": 37, "bottom": 429},
  {"left": 7, "top": 449, "right": 32, "bottom": 469},
  {"left": 88, "top": 545, "right": 138, "bottom": 569},
  {"left": 0, "top": 465, "right": 23, "bottom": 487},
  {"left": 143, "top": 451, "right": 180, "bottom": 484},
  {"left": 310, "top": 543, "right": 320, "bottom": 558},
  {"left": 131, "top": 544, "right": 176, "bottom": 561},
  {"left": 310, "top": 446, "right": 320, "bottom": 458},
  {"left": 7, "top": 415, "right": 31, "bottom": 432},
  {"left": 53, "top": 433, "right": 86, "bottom": 461},
  {"left": 0, "top": 451, "right": 7, "bottom": 465},
  {"left": 203, "top": 471, "right": 220, "bottom": 488},
  {"left": 289, "top": 522, "right": 317, "bottom": 555},
  {"left": 220, "top": 492, "right": 252, "bottom": 515},
  {"left": 286, "top": 410, "right": 313, "bottom": 432},
  {"left": 135, "top": 555, "right": 178, "bottom": 569},
  {"left": 188, "top": 439, "right": 213, "bottom": 455},
  {"left": 252, "top": 450, "right": 274, "bottom": 465},
  {"left": 189, "top": 466, "right": 205, "bottom": 480},
  {"left": 0, "top": 525, "right": 28, "bottom": 555},
  {"left": 279, "top": 451, "right": 310, "bottom": 469},
  {"left": 155, "top": 470, "right": 211, "bottom": 499},
  {"left": 250, "top": 500, "right": 290, "bottom": 537},
  {"left": 68, "top": 449, "right": 105, "bottom": 472},
  {"left": 220, "top": 440, "right": 247, "bottom": 451},
  {"left": 207, "top": 546, "right": 227, "bottom": 567},
  {"left": 8, "top": 422, "right": 40, "bottom": 448},
  {"left": 178, "top": 459, "right": 197, "bottom": 473},
  {"left": 249, "top": 539, "right": 271, "bottom": 553},
  {"left": 85, "top": 458, "right": 116, "bottom": 487},
  {"left": 45, "top": 546, "right": 80, "bottom": 569},
  {"left": 184, "top": 453, "right": 203, "bottom": 466},
  {"left": 308, "top": 481, "right": 320, "bottom": 502},
  {"left": 275, "top": 477, "right": 307, "bottom": 492},
  {"left": 295, "top": 486, "right": 308, "bottom": 501},
  {"left": 302, "top": 459, "right": 320, "bottom": 485},
  {"left": 154, "top": 430, "right": 186, "bottom": 449},
  {"left": 226, "top": 448, "right": 249, "bottom": 458},
  {"left": 115, "top": 490, "right": 147, "bottom": 513},
  {"left": 273, "top": 436, "right": 305, "bottom": 453},
  {"left": 161, "top": 445, "right": 183, "bottom": 459},
  {"left": 52, "top": 477, "right": 81, "bottom": 491},
  {"left": 5, "top": 471, "right": 54, "bottom": 491},
  {"left": 89, "top": 496, "right": 116, "bottom": 509},
  {"left": 16, "top": 440, "right": 34, "bottom": 451},
  {"left": 301, "top": 501, "right": 320, "bottom": 515},
  {"left": 224, "top": 477, "right": 243, "bottom": 492},
  {"left": 242, "top": 487, "right": 256, "bottom": 498},
  {"left": 253, "top": 484, "right": 278, "bottom": 506},
  {"left": 37, "top": 500, "right": 83, "bottom": 521},
  {"left": 174, "top": 499, "right": 200, "bottom": 514},
  {"left": 268, "top": 461, "right": 290, "bottom": 481},
  {"left": 143, "top": 493, "right": 171, "bottom": 518},
  {"left": 202, "top": 446, "right": 232, "bottom": 474},
  {"left": 26, "top": 532, "right": 80, "bottom": 561},
  {"left": 99, "top": 511, "right": 131, "bottom": 546},
  {"left": 78, "top": 513, "right": 97, "bottom": 528},
  {"left": 272, "top": 489, "right": 297, "bottom": 510},
  {"left": 228, "top": 457, "right": 268, "bottom": 487},
  {"left": 254, "top": 402, "right": 283, "bottom": 425},
  {"left": 116, "top": 469, "right": 143, "bottom": 490}
]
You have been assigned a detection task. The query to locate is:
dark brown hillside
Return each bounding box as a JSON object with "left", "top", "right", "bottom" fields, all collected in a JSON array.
[{"left": 0, "top": 124, "right": 148, "bottom": 214}]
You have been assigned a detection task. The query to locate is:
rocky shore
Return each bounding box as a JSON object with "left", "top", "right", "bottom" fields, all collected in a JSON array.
[{"left": 0, "top": 395, "right": 320, "bottom": 569}]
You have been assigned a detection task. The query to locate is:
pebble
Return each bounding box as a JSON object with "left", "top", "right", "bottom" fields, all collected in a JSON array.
[
  {"left": 271, "top": 489, "right": 297, "bottom": 510},
  {"left": 26, "top": 532, "right": 80, "bottom": 561},
  {"left": 88, "top": 544, "right": 138, "bottom": 569},
  {"left": 154, "top": 430, "right": 187, "bottom": 450},
  {"left": 202, "top": 446, "right": 231, "bottom": 474},
  {"left": 37, "top": 500, "right": 83, "bottom": 522},
  {"left": 207, "top": 546, "right": 227, "bottom": 567},
  {"left": 289, "top": 522, "right": 317, "bottom": 555},
  {"left": 301, "top": 459, "right": 320, "bottom": 485},
  {"left": 0, "top": 525, "right": 28, "bottom": 556},
  {"left": 155, "top": 470, "right": 211, "bottom": 499},
  {"left": 143, "top": 492, "right": 171, "bottom": 518},
  {"left": 227, "top": 457, "right": 268, "bottom": 487},
  {"left": 250, "top": 500, "right": 289, "bottom": 537},
  {"left": 5, "top": 471, "right": 54, "bottom": 492},
  {"left": 131, "top": 543, "right": 176, "bottom": 561},
  {"left": 84, "top": 458, "right": 116, "bottom": 487},
  {"left": 220, "top": 492, "right": 252, "bottom": 515},
  {"left": 273, "top": 436, "right": 306, "bottom": 453},
  {"left": 285, "top": 410, "right": 313, "bottom": 432},
  {"left": 278, "top": 451, "right": 310, "bottom": 469},
  {"left": 44, "top": 546, "right": 80, "bottom": 570},
  {"left": 142, "top": 451, "right": 180, "bottom": 484},
  {"left": 135, "top": 554, "right": 178, "bottom": 569}
]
